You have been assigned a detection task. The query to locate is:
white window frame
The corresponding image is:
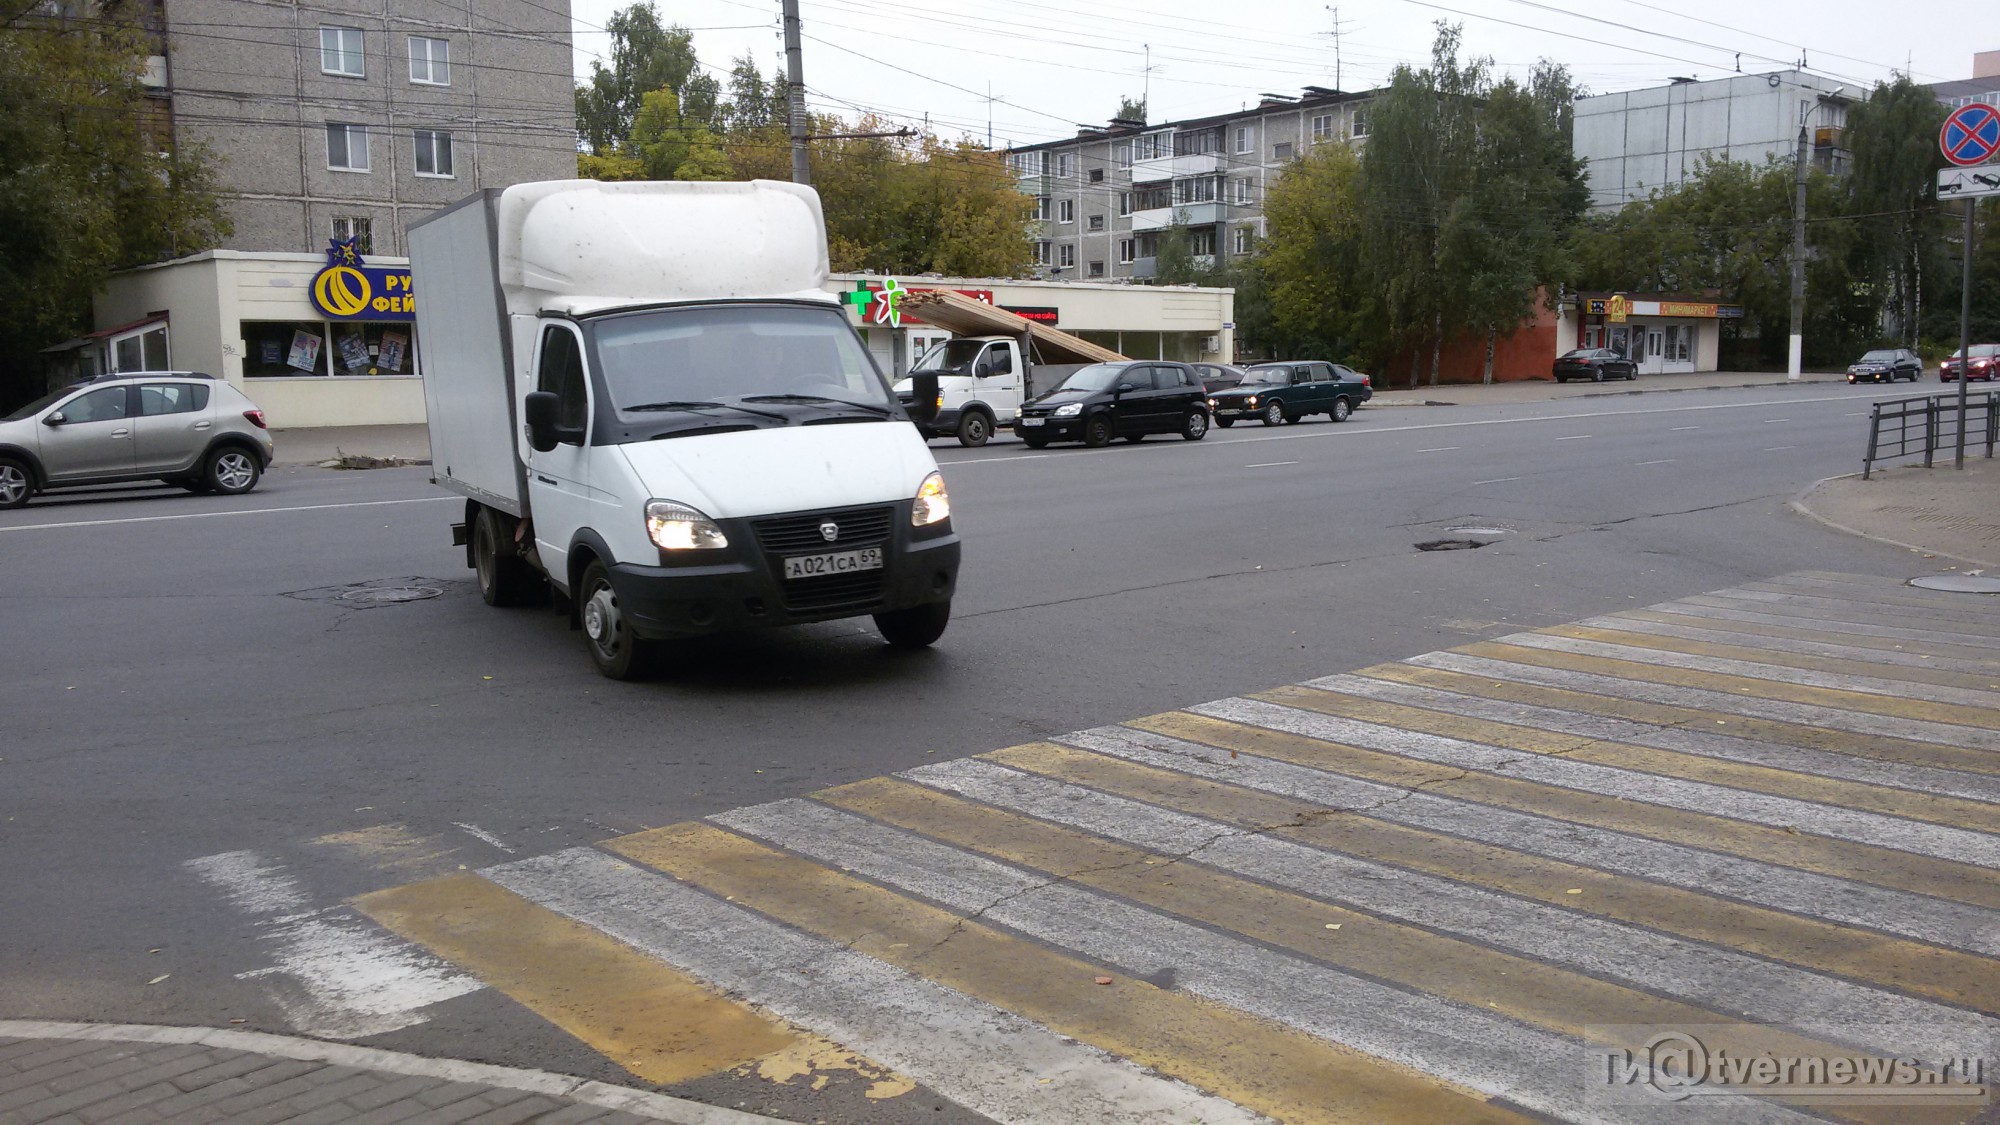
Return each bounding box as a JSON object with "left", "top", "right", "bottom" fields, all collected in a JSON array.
[
  {"left": 1058, "top": 243, "right": 1076, "bottom": 269},
  {"left": 1035, "top": 196, "right": 1051, "bottom": 221},
  {"left": 413, "top": 128, "right": 454, "bottom": 178},
  {"left": 1311, "top": 113, "right": 1333, "bottom": 142},
  {"left": 326, "top": 123, "right": 370, "bottom": 172},
  {"left": 1035, "top": 240, "right": 1052, "bottom": 266},
  {"left": 1118, "top": 238, "right": 1135, "bottom": 264},
  {"left": 1273, "top": 141, "right": 1293, "bottom": 161},
  {"left": 1233, "top": 178, "right": 1252, "bottom": 204},
  {"left": 1118, "top": 191, "right": 1132, "bottom": 217},
  {"left": 1190, "top": 228, "right": 1217, "bottom": 257},
  {"left": 1233, "top": 226, "right": 1252, "bottom": 254},
  {"left": 1056, "top": 152, "right": 1075, "bottom": 178},
  {"left": 1058, "top": 198, "right": 1074, "bottom": 224},
  {"left": 1352, "top": 108, "right": 1370, "bottom": 138},
  {"left": 1087, "top": 214, "right": 1105, "bottom": 232},
  {"left": 1115, "top": 142, "right": 1133, "bottom": 169},
  {"left": 1234, "top": 124, "right": 1251, "bottom": 154},
  {"left": 330, "top": 215, "right": 373, "bottom": 254},
  {"left": 319, "top": 26, "right": 364, "bottom": 78},
  {"left": 408, "top": 36, "right": 450, "bottom": 85}
]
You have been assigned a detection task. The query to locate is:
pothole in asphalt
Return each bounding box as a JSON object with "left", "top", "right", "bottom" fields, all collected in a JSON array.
[
  {"left": 1415, "top": 539, "right": 1488, "bottom": 552},
  {"left": 1908, "top": 575, "right": 2000, "bottom": 594}
]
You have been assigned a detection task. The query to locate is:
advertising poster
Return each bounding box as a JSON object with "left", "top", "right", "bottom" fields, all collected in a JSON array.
[
  {"left": 377, "top": 331, "right": 407, "bottom": 374},
  {"left": 287, "top": 329, "right": 321, "bottom": 373},
  {"left": 337, "top": 328, "right": 371, "bottom": 372}
]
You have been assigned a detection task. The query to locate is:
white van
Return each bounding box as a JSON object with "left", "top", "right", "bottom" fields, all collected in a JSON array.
[{"left": 410, "top": 180, "right": 960, "bottom": 678}]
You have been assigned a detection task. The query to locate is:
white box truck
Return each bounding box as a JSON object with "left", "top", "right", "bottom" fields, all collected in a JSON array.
[{"left": 410, "top": 180, "right": 960, "bottom": 678}]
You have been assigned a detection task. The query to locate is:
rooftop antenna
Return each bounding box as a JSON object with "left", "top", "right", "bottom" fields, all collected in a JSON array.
[
  {"left": 1141, "top": 44, "right": 1159, "bottom": 119},
  {"left": 1320, "top": 5, "right": 1356, "bottom": 91},
  {"left": 985, "top": 81, "right": 994, "bottom": 148}
]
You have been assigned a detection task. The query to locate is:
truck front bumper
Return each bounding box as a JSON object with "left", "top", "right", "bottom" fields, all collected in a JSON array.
[{"left": 607, "top": 520, "right": 960, "bottom": 640}]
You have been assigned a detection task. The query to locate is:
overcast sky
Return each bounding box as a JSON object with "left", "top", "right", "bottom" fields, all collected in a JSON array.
[{"left": 566, "top": 0, "right": 1989, "bottom": 148}]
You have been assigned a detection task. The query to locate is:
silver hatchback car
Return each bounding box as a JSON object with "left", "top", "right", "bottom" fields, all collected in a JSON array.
[{"left": 0, "top": 372, "right": 274, "bottom": 509}]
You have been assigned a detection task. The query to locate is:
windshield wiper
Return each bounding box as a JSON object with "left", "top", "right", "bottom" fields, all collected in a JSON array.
[
  {"left": 624, "top": 400, "right": 789, "bottom": 422},
  {"left": 739, "top": 393, "right": 893, "bottom": 417}
]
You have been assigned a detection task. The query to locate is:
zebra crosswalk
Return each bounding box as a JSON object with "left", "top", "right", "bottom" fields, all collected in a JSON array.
[{"left": 358, "top": 571, "right": 2000, "bottom": 1123}]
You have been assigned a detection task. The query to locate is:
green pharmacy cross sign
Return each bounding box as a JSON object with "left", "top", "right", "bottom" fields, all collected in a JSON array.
[{"left": 845, "top": 279, "right": 906, "bottom": 328}]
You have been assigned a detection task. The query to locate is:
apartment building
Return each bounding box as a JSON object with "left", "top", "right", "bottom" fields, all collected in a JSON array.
[
  {"left": 1006, "top": 87, "right": 1375, "bottom": 283},
  {"left": 72, "top": 0, "right": 576, "bottom": 426}
]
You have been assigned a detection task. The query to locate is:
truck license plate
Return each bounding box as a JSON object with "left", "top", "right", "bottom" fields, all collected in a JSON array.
[{"left": 784, "top": 547, "right": 883, "bottom": 580}]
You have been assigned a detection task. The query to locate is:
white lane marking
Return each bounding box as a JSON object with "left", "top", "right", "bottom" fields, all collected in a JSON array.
[
  {"left": 1763, "top": 418, "right": 1792, "bottom": 423},
  {"left": 1472, "top": 476, "right": 1521, "bottom": 485},
  {"left": 1764, "top": 445, "right": 1797, "bottom": 451},
  {"left": 1319, "top": 667, "right": 2000, "bottom": 810},
  {"left": 1847, "top": 412, "right": 1867, "bottom": 416},
  {"left": 934, "top": 389, "right": 1918, "bottom": 467},
  {"left": 1195, "top": 696, "right": 2000, "bottom": 866},
  {"left": 486, "top": 849, "right": 1262, "bottom": 1125},
  {"left": 1244, "top": 460, "right": 1299, "bottom": 468},
  {"left": 1416, "top": 446, "right": 1460, "bottom": 452},
  {"left": 716, "top": 801, "right": 1614, "bottom": 1121},
  {"left": 1635, "top": 459, "right": 1676, "bottom": 466},
  {"left": 0, "top": 496, "right": 453, "bottom": 533},
  {"left": 913, "top": 753, "right": 2000, "bottom": 1040},
  {"left": 1413, "top": 650, "right": 2000, "bottom": 754},
  {"left": 1555, "top": 434, "right": 1592, "bottom": 441},
  {"left": 185, "top": 851, "right": 479, "bottom": 1039},
  {"left": 450, "top": 823, "right": 515, "bottom": 853},
  {"left": 1496, "top": 631, "right": 2000, "bottom": 710}
]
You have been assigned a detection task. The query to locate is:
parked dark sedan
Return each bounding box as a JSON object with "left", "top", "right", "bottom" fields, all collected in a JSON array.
[
  {"left": 1208, "top": 361, "right": 1372, "bottom": 426},
  {"left": 1191, "top": 363, "right": 1246, "bottom": 393},
  {"left": 1553, "top": 348, "right": 1636, "bottom": 382},
  {"left": 1941, "top": 344, "right": 1999, "bottom": 382},
  {"left": 1012, "top": 360, "right": 1210, "bottom": 448},
  {"left": 1847, "top": 348, "right": 1923, "bottom": 383}
]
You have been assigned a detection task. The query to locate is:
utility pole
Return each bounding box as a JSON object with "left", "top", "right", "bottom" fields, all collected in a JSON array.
[
  {"left": 781, "top": 0, "right": 809, "bottom": 185},
  {"left": 1957, "top": 198, "right": 1975, "bottom": 468},
  {"left": 1788, "top": 107, "right": 1808, "bottom": 380}
]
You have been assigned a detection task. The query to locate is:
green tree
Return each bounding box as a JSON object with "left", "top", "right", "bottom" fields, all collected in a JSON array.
[
  {"left": 1257, "top": 143, "right": 1371, "bottom": 359},
  {"left": 1115, "top": 96, "right": 1146, "bottom": 124},
  {"left": 723, "top": 54, "right": 790, "bottom": 133},
  {"left": 1153, "top": 212, "right": 1202, "bottom": 284},
  {"left": 630, "top": 87, "right": 733, "bottom": 181},
  {"left": 576, "top": 3, "right": 703, "bottom": 153},
  {"left": 1844, "top": 76, "right": 1947, "bottom": 345},
  {"left": 0, "top": 5, "right": 229, "bottom": 404}
]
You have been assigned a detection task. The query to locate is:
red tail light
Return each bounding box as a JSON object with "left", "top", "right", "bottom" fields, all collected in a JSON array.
[
  {"left": 1362, "top": 373, "right": 1372, "bottom": 387},
  {"left": 243, "top": 409, "right": 267, "bottom": 429}
]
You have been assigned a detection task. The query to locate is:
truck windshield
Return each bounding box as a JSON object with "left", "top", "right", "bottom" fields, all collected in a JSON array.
[
  {"left": 912, "top": 339, "right": 987, "bottom": 374},
  {"left": 589, "top": 303, "right": 894, "bottom": 421}
]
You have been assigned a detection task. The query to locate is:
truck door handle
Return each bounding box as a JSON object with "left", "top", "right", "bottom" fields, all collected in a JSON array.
[{"left": 535, "top": 474, "right": 557, "bottom": 485}]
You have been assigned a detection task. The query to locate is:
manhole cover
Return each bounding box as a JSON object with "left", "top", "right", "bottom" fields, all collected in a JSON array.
[
  {"left": 337, "top": 585, "right": 444, "bottom": 604},
  {"left": 1444, "top": 526, "right": 1512, "bottom": 537},
  {"left": 1909, "top": 575, "right": 2000, "bottom": 594},
  {"left": 1415, "top": 539, "right": 1487, "bottom": 552}
]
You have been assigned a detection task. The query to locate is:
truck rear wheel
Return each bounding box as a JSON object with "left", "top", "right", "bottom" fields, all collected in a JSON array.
[
  {"left": 579, "top": 559, "right": 652, "bottom": 679},
  {"left": 956, "top": 410, "right": 992, "bottom": 447},
  {"left": 875, "top": 600, "right": 950, "bottom": 649},
  {"left": 474, "top": 506, "right": 541, "bottom": 607}
]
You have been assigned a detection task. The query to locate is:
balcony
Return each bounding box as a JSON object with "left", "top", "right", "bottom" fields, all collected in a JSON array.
[
  {"left": 1131, "top": 152, "right": 1223, "bottom": 182},
  {"left": 1128, "top": 256, "right": 1157, "bottom": 279},
  {"left": 1015, "top": 174, "right": 1049, "bottom": 197},
  {"left": 1130, "top": 201, "right": 1226, "bottom": 230}
]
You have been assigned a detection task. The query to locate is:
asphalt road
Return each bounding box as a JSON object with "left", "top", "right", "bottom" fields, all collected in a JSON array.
[{"left": 0, "top": 381, "right": 1946, "bottom": 1117}]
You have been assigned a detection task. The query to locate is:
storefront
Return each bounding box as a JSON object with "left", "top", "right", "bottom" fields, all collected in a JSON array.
[
  {"left": 1570, "top": 293, "right": 1738, "bottom": 375},
  {"left": 88, "top": 255, "right": 1233, "bottom": 428}
]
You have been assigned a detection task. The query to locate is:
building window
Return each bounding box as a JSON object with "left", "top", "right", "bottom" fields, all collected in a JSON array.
[
  {"left": 331, "top": 215, "right": 373, "bottom": 254},
  {"left": 1311, "top": 114, "right": 1333, "bottom": 142},
  {"left": 1233, "top": 226, "right": 1253, "bottom": 254},
  {"left": 408, "top": 36, "right": 450, "bottom": 85},
  {"left": 1118, "top": 238, "right": 1135, "bottom": 264},
  {"left": 1056, "top": 152, "right": 1075, "bottom": 177},
  {"left": 1035, "top": 240, "right": 1051, "bottom": 265},
  {"left": 413, "top": 129, "right": 454, "bottom": 177},
  {"left": 1189, "top": 228, "right": 1216, "bottom": 256},
  {"left": 319, "top": 26, "right": 364, "bottom": 77},
  {"left": 1352, "top": 108, "right": 1369, "bottom": 138},
  {"left": 1088, "top": 260, "right": 1105, "bottom": 278},
  {"left": 1035, "top": 196, "right": 1051, "bottom": 221},
  {"left": 1058, "top": 198, "right": 1074, "bottom": 223},
  {"left": 1114, "top": 142, "right": 1132, "bottom": 168},
  {"left": 1234, "top": 124, "right": 1251, "bottom": 154},
  {"left": 1135, "top": 231, "right": 1159, "bottom": 257},
  {"left": 1118, "top": 191, "right": 1131, "bottom": 216},
  {"left": 1273, "top": 141, "right": 1293, "bottom": 161},
  {"left": 326, "top": 123, "right": 369, "bottom": 172},
  {"left": 1135, "top": 131, "right": 1169, "bottom": 160},
  {"left": 1174, "top": 176, "right": 1218, "bottom": 204},
  {"left": 1233, "top": 178, "right": 1253, "bottom": 204},
  {"left": 1087, "top": 214, "right": 1105, "bottom": 231},
  {"left": 1088, "top": 167, "right": 1104, "bottom": 183},
  {"left": 1058, "top": 243, "right": 1076, "bottom": 269}
]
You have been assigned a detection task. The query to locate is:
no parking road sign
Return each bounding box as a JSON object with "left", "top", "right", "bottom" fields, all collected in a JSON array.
[{"left": 1940, "top": 102, "right": 2000, "bottom": 167}]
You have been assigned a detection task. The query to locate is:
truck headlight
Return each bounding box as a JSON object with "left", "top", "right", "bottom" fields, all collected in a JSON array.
[
  {"left": 912, "top": 471, "right": 950, "bottom": 526},
  {"left": 1052, "top": 402, "right": 1083, "bottom": 417},
  {"left": 646, "top": 499, "right": 728, "bottom": 550}
]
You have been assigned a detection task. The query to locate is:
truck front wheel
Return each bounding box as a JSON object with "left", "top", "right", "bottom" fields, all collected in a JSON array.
[
  {"left": 956, "top": 410, "right": 992, "bottom": 447},
  {"left": 875, "top": 600, "right": 950, "bottom": 649},
  {"left": 579, "top": 560, "right": 652, "bottom": 679}
]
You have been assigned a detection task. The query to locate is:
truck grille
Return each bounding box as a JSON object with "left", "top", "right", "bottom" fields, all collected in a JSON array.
[{"left": 752, "top": 505, "right": 894, "bottom": 553}]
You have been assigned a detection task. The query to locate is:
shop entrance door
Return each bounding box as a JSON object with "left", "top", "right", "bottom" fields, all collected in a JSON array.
[{"left": 1645, "top": 328, "right": 1667, "bottom": 373}]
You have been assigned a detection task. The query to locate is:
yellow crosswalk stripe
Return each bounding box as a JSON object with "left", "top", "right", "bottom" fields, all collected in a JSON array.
[
  {"left": 1546, "top": 623, "right": 2000, "bottom": 692},
  {"left": 1128, "top": 711, "right": 2000, "bottom": 912},
  {"left": 607, "top": 822, "right": 1529, "bottom": 1125},
  {"left": 983, "top": 740, "right": 2000, "bottom": 1016},
  {"left": 1255, "top": 683, "right": 2000, "bottom": 836},
  {"left": 354, "top": 873, "right": 807, "bottom": 1085},
  {"left": 1361, "top": 662, "right": 2000, "bottom": 778},
  {"left": 1459, "top": 641, "right": 2000, "bottom": 729}
]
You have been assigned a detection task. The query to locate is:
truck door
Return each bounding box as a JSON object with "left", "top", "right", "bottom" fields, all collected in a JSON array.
[
  {"left": 978, "top": 342, "right": 1023, "bottom": 423},
  {"left": 526, "top": 324, "right": 595, "bottom": 591}
]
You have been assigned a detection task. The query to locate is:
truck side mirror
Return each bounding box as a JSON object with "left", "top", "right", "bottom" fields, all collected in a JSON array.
[
  {"left": 975, "top": 359, "right": 994, "bottom": 378},
  {"left": 524, "top": 391, "right": 577, "bottom": 451}
]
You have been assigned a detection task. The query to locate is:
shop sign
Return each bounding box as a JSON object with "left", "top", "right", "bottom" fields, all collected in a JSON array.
[
  {"left": 1585, "top": 296, "right": 1743, "bottom": 320},
  {"left": 1605, "top": 294, "right": 1630, "bottom": 323},
  {"left": 1002, "top": 305, "right": 1061, "bottom": 325},
  {"left": 843, "top": 281, "right": 995, "bottom": 328},
  {"left": 309, "top": 238, "right": 416, "bottom": 322}
]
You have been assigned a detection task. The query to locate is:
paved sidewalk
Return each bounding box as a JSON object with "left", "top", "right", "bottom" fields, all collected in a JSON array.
[
  {"left": 1367, "top": 368, "right": 1850, "bottom": 406},
  {"left": 1795, "top": 454, "right": 2000, "bottom": 569},
  {"left": 0, "top": 1022, "right": 779, "bottom": 1125}
]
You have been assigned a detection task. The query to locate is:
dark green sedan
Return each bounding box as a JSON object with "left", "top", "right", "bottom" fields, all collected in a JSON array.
[{"left": 1207, "top": 361, "right": 1373, "bottom": 427}]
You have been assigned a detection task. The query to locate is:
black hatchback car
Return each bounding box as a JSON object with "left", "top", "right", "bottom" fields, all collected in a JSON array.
[{"left": 1013, "top": 361, "right": 1210, "bottom": 448}]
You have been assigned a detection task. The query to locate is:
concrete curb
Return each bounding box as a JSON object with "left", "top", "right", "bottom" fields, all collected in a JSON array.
[
  {"left": 1788, "top": 474, "right": 2000, "bottom": 571},
  {"left": 0, "top": 1020, "right": 786, "bottom": 1124},
  {"left": 1370, "top": 375, "right": 1845, "bottom": 408}
]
